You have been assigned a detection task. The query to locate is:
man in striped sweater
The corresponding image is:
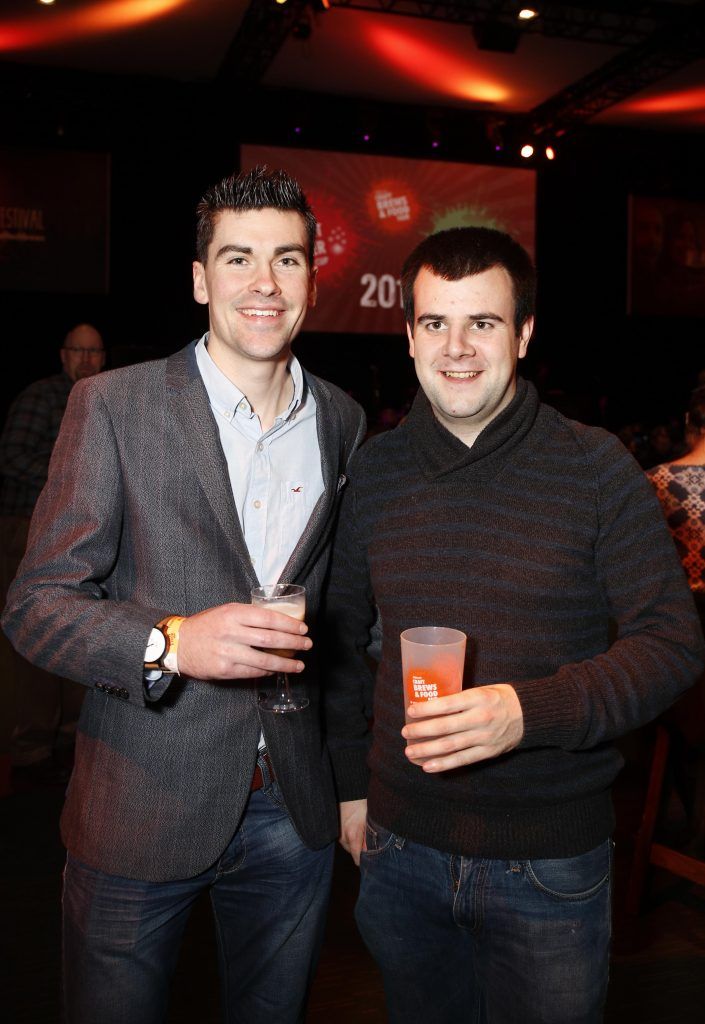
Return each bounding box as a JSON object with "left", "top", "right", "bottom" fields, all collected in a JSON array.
[{"left": 323, "top": 226, "right": 704, "bottom": 1024}]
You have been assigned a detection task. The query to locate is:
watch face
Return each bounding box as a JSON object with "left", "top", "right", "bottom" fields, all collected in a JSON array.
[{"left": 145, "top": 628, "right": 166, "bottom": 662}]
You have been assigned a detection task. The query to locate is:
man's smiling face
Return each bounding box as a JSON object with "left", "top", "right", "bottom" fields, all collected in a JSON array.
[
  {"left": 407, "top": 265, "right": 533, "bottom": 446},
  {"left": 192, "top": 207, "right": 317, "bottom": 373}
]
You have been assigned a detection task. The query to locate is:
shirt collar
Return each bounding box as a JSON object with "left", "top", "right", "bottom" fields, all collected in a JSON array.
[{"left": 195, "top": 332, "right": 304, "bottom": 424}]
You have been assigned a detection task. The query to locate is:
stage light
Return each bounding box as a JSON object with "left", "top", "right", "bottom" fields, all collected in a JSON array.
[
  {"left": 367, "top": 23, "right": 508, "bottom": 104},
  {"left": 545, "top": 145, "right": 555, "bottom": 160},
  {"left": 431, "top": 140, "right": 440, "bottom": 149},
  {"left": 275, "top": 0, "right": 288, "bottom": 6},
  {"left": 518, "top": 8, "right": 539, "bottom": 20},
  {"left": 38, "top": 1, "right": 56, "bottom": 6},
  {"left": 520, "top": 144, "right": 534, "bottom": 158},
  {"left": 3, "top": 0, "right": 189, "bottom": 52}
]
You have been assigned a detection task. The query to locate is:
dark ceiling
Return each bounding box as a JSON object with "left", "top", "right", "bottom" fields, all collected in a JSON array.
[{"left": 2, "top": 0, "right": 704, "bottom": 143}]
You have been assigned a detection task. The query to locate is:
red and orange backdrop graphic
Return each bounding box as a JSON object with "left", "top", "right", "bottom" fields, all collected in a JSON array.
[{"left": 241, "top": 145, "right": 536, "bottom": 335}]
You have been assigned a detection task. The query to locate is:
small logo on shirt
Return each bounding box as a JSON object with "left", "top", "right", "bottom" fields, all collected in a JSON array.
[{"left": 291, "top": 486, "right": 303, "bottom": 493}]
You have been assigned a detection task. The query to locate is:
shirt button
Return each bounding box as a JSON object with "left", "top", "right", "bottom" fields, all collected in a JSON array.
[
  {"left": 238, "top": 401, "right": 247, "bottom": 412},
  {"left": 253, "top": 500, "right": 262, "bottom": 509},
  {"left": 256, "top": 442, "right": 264, "bottom": 452},
  {"left": 223, "top": 411, "right": 232, "bottom": 420}
]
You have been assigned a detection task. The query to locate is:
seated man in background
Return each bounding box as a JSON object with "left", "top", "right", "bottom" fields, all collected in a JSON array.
[
  {"left": 324, "top": 225, "right": 704, "bottom": 1024},
  {"left": 0, "top": 323, "right": 105, "bottom": 786}
]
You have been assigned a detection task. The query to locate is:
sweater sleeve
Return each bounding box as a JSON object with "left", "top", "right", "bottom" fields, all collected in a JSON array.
[
  {"left": 322, "top": 464, "right": 377, "bottom": 802},
  {"left": 513, "top": 431, "right": 705, "bottom": 751}
]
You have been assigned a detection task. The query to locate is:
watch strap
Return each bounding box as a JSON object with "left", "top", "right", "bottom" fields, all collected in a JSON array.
[{"left": 155, "top": 615, "right": 186, "bottom": 674}]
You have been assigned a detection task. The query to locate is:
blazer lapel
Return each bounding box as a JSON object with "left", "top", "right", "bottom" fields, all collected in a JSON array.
[
  {"left": 165, "top": 343, "right": 258, "bottom": 589},
  {"left": 279, "top": 373, "right": 343, "bottom": 584}
]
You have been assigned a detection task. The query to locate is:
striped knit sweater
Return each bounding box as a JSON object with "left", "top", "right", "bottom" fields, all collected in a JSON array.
[{"left": 323, "top": 378, "right": 705, "bottom": 858}]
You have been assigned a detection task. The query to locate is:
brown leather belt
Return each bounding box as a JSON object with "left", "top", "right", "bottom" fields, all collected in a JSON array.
[{"left": 251, "top": 750, "right": 274, "bottom": 791}]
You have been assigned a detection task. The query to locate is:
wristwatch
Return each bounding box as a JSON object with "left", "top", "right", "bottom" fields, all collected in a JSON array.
[
  {"left": 144, "top": 615, "right": 186, "bottom": 675},
  {"left": 145, "top": 628, "right": 166, "bottom": 666}
]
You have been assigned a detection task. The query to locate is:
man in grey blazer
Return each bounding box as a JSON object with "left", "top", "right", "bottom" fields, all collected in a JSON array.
[{"left": 2, "top": 166, "right": 366, "bottom": 1023}]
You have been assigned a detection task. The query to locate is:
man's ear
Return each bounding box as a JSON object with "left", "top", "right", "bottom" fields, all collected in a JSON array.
[
  {"left": 192, "top": 261, "right": 208, "bottom": 306},
  {"left": 308, "top": 265, "right": 318, "bottom": 309},
  {"left": 407, "top": 322, "right": 415, "bottom": 359},
  {"left": 517, "top": 316, "right": 534, "bottom": 360}
]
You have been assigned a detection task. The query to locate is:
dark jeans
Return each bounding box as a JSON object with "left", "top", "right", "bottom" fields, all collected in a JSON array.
[
  {"left": 62, "top": 778, "right": 334, "bottom": 1024},
  {"left": 356, "top": 817, "right": 612, "bottom": 1024}
]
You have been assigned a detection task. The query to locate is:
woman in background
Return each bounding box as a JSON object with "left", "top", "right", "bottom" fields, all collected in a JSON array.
[
  {"left": 648, "top": 388, "right": 705, "bottom": 853},
  {"left": 650, "top": 389, "right": 705, "bottom": 613}
]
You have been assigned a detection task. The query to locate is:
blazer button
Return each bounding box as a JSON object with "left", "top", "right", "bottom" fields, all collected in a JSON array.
[{"left": 119, "top": 688, "right": 129, "bottom": 700}]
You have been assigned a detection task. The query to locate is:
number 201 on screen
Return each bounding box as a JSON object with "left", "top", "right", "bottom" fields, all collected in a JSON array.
[{"left": 360, "top": 274, "right": 403, "bottom": 309}]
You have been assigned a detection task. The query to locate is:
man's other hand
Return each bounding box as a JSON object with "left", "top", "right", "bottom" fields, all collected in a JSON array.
[{"left": 339, "top": 799, "right": 367, "bottom": 866}]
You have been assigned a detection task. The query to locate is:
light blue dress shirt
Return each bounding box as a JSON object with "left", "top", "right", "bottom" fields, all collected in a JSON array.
[
  {"left": 196, "top": 336, "right": 324, "bottom": 745},
  {"left": 195, "top": 333, "right": 324, "bottom": 585}
]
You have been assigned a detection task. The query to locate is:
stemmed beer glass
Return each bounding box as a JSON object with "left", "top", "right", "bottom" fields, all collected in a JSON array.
[{"left": 250, "top": 584, "right": 308, "bottom": 712}]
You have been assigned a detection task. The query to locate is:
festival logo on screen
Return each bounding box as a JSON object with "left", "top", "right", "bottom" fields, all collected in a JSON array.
[
  {"left": 367, "top": 179, "right": 419, "bottom": 234},
  {"left": 0, "top": 149, "right": 109, "bottom": 294},
  {"left": 308, "top": 190, "right": 360, "bottom": 284},
  {"left": 0, "top": 206, "right": 46, "bottom": 243}
]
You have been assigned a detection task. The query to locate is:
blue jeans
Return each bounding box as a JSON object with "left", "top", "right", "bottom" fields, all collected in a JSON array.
[
  {"left": 355, "top": 818, "right": 612, "bottom": 1024},
  {"left": 62, "top": 775, "right": 334, "bottom": 1024}
]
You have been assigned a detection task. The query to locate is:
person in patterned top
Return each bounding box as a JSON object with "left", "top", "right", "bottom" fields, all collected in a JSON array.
[
  {"left": 648, "top": 390, "right": 705, "bottom": 600},
  {"left": 647, "top": 388, "right": 705, "bottom": 848}
]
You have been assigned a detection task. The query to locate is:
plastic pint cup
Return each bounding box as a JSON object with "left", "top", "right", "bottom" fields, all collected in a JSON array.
[{"left": 400, "top": 626, "right": 467, "bottom": 724}]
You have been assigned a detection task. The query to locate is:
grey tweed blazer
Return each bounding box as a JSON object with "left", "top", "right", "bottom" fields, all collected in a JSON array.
[{"left": 2, "top": 341, "right": 366, "bottom": 881}]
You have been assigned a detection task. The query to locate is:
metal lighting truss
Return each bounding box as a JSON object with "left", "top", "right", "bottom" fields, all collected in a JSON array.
[
  {"left": 218, "top": 0, "right": 705, "bottom": 135},
  {"left": 216, "top": 0, "right": 313, "bottom": 84},
  {"left": 324, "top": 1, "right": 693, "bottom": 48},
  {"left": 527, "top": 3, "right": 705, "bottom": 135}
]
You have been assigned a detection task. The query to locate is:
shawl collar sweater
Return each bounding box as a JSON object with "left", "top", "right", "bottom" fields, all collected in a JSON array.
[
  {"left": 407, "top": 374, "right": 539, "bottom": 483},
  {"left": 324, "top": 379, "right": 705, "bottom": 858}
]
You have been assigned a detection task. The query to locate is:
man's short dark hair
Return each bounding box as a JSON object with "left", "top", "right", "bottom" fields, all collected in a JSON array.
[
  {"left": 401, "top": 226, "right": 536, "bottom": 332},
  {"left": 195, "top": 166, "right": 317, "bottom": 267}
]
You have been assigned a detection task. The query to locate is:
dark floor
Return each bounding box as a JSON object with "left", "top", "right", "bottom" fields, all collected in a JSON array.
[{"left": 2, "top": 740, "right": 705, "bottom": 1024}]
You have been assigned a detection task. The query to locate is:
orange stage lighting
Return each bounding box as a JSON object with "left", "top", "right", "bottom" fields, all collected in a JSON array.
[
  {"left": 618, "top": 86, "right": 705, "bottom": 120},
  {"left": 365, "top": 22, "right": 509, "bottom": 105},
  {"left": 0, "top": 0, "right": 189, "bottom": 52}
]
